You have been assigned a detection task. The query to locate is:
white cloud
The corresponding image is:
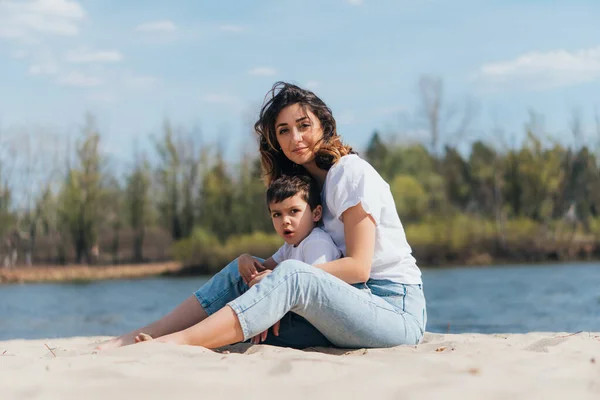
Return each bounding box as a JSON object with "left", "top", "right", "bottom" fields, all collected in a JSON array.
[
  {"left": 87, "top": 91, "right": 116, "bottom": 103},
  {"left": 203, "top": 94, "right": 238, "bottom": 104},
  {"left": 0, "top": 0, "right": 85, "bottom": 41},
  {"left": 58, "top": 71, "right": 103, "bottom": 87},
  {"left": 219, "top": 24, "right": 244, "bottom": 33},
  {"left": 248, "top": 67, "right": 277, "bottom": 77},
  {"left": 135, "top": 20, "right": 177, "bottom": 33},
  {"left": 27, "top": 48, "right": 59, "bottom": 75},
  {"left": 65, "top": 48, "right": 123, "bottom": 63},
  {"left": 480, "top": 46, "right": 600, "bottom": 90},
  {"left": 29, "top": 63, "right": 59, "bottom": 75},
  {"left": 124, "top": 75, "right": 157, "bottom": 89},
  {"left": 12, "top": 50, "right": 28, "bottom": 59},
  {"left": 22, "top": 0, "right": 85, "bottom": 18}
]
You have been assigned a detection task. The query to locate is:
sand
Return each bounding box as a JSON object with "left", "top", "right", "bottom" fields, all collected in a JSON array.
[
  {"left": 0, "top": 262, "right": 183, "bottom": 284},
  {"left": 1, "top": 332, "right": 599, "bottom": 399}
]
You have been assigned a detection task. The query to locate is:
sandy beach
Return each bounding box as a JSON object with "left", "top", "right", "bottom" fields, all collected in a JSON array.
[
  {"left": 0, "top": 263, "right": 184, "bottom": 284},
  {"left": 1, "top": 332, "right": 598, "bottom": 399}
]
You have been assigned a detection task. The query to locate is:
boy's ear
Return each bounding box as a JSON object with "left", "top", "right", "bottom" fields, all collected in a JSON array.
[{"left": 312, "top": 205, "right": 323, "bottom": 222}]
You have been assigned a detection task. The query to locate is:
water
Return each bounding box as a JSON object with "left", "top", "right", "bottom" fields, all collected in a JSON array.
[{"left": 0, "top": 262, "right": 599, "bottom": 340}]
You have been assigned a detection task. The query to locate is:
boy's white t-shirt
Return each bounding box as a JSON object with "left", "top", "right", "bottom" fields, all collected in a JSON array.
[
  {"left": 272, "top": 227, "right": 342, "bottom": 266},
  {"left": 321, "top": 154, "right": 422, "bottom": 284}
]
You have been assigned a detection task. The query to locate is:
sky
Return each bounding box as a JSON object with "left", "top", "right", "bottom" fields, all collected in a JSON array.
[{"left": 1, "top": 0, "right": 600, "bottom": 167}]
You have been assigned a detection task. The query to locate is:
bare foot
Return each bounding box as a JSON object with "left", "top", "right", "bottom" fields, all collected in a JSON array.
[
  {"left": 96, "top": 334, "right": 136, "bottom": 351},
  {"left": 135, "top": 333, "right": 154, "bottom": 343}
]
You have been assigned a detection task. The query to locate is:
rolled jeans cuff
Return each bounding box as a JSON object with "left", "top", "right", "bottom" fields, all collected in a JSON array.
[{"left": 227, "top": 300, "right": 251, "bottom": 340}]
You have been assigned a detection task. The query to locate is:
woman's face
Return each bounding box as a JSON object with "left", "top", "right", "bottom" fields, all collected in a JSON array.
[{"left": 274, "top": 103, "right": 324, "bottom": 166}]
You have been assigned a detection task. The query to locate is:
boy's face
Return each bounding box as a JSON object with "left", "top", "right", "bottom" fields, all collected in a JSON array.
[{"left": 269, "top": 194, "right": 322, "bottom": 246}]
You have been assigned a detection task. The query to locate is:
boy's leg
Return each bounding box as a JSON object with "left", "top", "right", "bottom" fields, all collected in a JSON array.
[
  {"left": 98, "top": 295, "right": 207, "bottom": 349},
  {"left": 192, "top": 257, "right": 250, "bottom": 315},
  {"left": 261, "top": 313, "right": 333, "bottom": 349},
  {"left": 99, "top": 257, "right": 249, "bottom": 349}
]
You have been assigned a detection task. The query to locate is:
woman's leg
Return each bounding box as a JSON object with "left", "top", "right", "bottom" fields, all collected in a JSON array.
[
  {"left": 99, "top": 257, "right": 249, "bottom": 349},
  {"left": 155, "top": 260, "right": 426, "bottom": 349}
]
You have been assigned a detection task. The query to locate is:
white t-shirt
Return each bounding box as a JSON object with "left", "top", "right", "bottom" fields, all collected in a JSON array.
[
  {"left": 321, "top": 154, "right": 422, "bottom": 284},
  {"left": 272, "top": 227, "right": 342, "bottom": 266}
]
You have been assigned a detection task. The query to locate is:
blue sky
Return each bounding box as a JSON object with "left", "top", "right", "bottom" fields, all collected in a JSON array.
[{"left": 1, "top": 0, "right": 600, "bottom": 167}]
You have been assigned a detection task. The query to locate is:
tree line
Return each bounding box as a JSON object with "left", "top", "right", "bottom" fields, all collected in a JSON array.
[{"left": 1, "top": 78, "right": 599, "bottom": 269}]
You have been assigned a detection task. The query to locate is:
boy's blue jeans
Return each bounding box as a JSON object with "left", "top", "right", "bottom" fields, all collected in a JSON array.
[{"left": 193, "top": 258, "right": 427, "bottom": 349}]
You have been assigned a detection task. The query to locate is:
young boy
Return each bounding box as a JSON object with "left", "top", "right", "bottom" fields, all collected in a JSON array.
[
  {"left": 237, "top": 174, "right": 341, "bottom": 285},
  {"left": 134, "top": 175, "right": 341, "bottom": 346}
]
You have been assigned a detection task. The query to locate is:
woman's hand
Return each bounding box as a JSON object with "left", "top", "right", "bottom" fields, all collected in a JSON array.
[{"left": 238, "top": 254, "right": 265, "bottom": 284}]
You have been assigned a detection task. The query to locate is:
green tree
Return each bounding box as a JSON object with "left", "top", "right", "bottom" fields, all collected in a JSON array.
[
  {"left": 197, "top": 153, "right": 236, "bottom": 242},
  {"left": 231, "top": 155, "right": 271, "bottom": 234},
  {"left": 125, "top": 154, "right": 152, "bottom": 262},
  {"left": 391, "top": 174, "right": 428, "bottom": 222},
  {"left": 441, "top": 145, "right": 471, "bottom": 211},
  {"left": 365, "top": 131, "right": 389, "bottom": 176},
  {"left": 58, "top": 116, "right": 103, "bottom": 264},
  {"left": 0, "top": 165, "right": 14, "bottom": 241},
  {"left": 154, "top": 122, "right": 203, "bottom": 240},
  {"left": 468, "top": 141, "right": 499, "bottom": 217},
  {"left": 517, "top": 132, "right": 564, "bottom": 221}
]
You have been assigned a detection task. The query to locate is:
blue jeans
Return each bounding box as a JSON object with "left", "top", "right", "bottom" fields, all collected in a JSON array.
[{"left": 193, "top": 258, "right": 427, "bottom": 349}]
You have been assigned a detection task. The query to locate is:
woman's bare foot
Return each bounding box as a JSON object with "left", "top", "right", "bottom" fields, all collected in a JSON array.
[{"left": 135, "top": 333, "right": 154, "bottom": 343}]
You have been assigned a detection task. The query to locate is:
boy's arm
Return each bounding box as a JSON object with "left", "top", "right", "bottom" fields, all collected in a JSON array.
[{"left": 262, "top": 257, "right": 278, "bottom": 270}]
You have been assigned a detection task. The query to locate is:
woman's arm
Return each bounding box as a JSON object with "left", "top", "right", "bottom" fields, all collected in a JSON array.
[{"left": 313, "top": 203, "right": 375, "bottom": 284}]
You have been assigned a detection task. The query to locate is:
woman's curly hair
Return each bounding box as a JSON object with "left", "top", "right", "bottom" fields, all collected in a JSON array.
[{"left": 254, "top": 82, "right": 355, "bottom": 186}]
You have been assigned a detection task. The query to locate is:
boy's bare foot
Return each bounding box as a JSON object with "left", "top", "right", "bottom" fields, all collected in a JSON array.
[
  {"left": 135, "top": 333, "right": 154, "bottom": 343},
  {"left": 96, "top": 333, "right": 137, "bottom": 350}
]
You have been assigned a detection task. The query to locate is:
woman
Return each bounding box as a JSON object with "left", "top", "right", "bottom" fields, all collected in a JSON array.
[{"left": 100, "top": 82, "right": 426, "bottom": 350}]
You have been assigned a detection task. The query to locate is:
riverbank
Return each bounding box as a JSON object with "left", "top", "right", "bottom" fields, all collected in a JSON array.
[
  {"left": 0, "top": 262, "right": 183, "bottom": 284},
  {"left": 2, "top": 259, "right": 598, "bottom": 285},
  {"left": 1, "top": 332, "right": 598, "bottom": 399}
]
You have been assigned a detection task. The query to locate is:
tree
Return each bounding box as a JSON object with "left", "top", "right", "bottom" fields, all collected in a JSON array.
[
  {"left": 197, "top": 152, "right": 236, "bottom": 242},
  {"left": 232, "top": 155, "right": 271, "bottom": 234},
  {"left": 417, "top": 75, "right": 475, "bottom": 169},
  {"left": 441, "top": 146, "right": 471, "bottom": 211},
  {"left": 468, "top": 141, "right": 498, "bottom": 217},
  {"left": 125, "top": 153, "right": 152, "bottom": 262},
  {"left": 154, "top": 121, "right": 203, "bottom": 240},
  {"left": 58, "top": 116, "right": 103, "bottom": 264},
  {"left": 390, "top": 175, "right": 428, "bottom": 222},
  {"left": 517, "top": 131, "right": 564, "bottom": 221},
  {"left": 365, "top": 131, "right": 388, "bottom": 176}
]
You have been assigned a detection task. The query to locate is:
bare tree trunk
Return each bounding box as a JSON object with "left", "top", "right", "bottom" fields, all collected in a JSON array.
[{"left": 134, "top": 228, "right": 144, "bottom": 263}]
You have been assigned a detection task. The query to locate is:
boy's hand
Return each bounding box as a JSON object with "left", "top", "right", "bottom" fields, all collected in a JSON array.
[
  {"left": 238, "top": 254, "right": 264, "bottom": 284},
  {"left": 248, "top": 270, "right": 271, "bottom": 288}
]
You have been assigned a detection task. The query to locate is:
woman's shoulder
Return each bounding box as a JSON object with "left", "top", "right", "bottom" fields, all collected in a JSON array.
[
  {"left": 328, "top": 154, "right": 383, "bottom": 185},
  {"left": 332, "top": 154, "right": 367, "bottom": 170}
]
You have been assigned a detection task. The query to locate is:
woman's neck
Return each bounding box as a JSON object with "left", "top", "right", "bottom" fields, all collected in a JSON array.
[{"left": 303, "top": 161, "right": 328, "bottom": 188}]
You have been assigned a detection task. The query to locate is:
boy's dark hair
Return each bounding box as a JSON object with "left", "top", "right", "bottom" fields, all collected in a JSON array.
[{"left": 266, "top": 174, "right": 321, "bottom": 211}]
